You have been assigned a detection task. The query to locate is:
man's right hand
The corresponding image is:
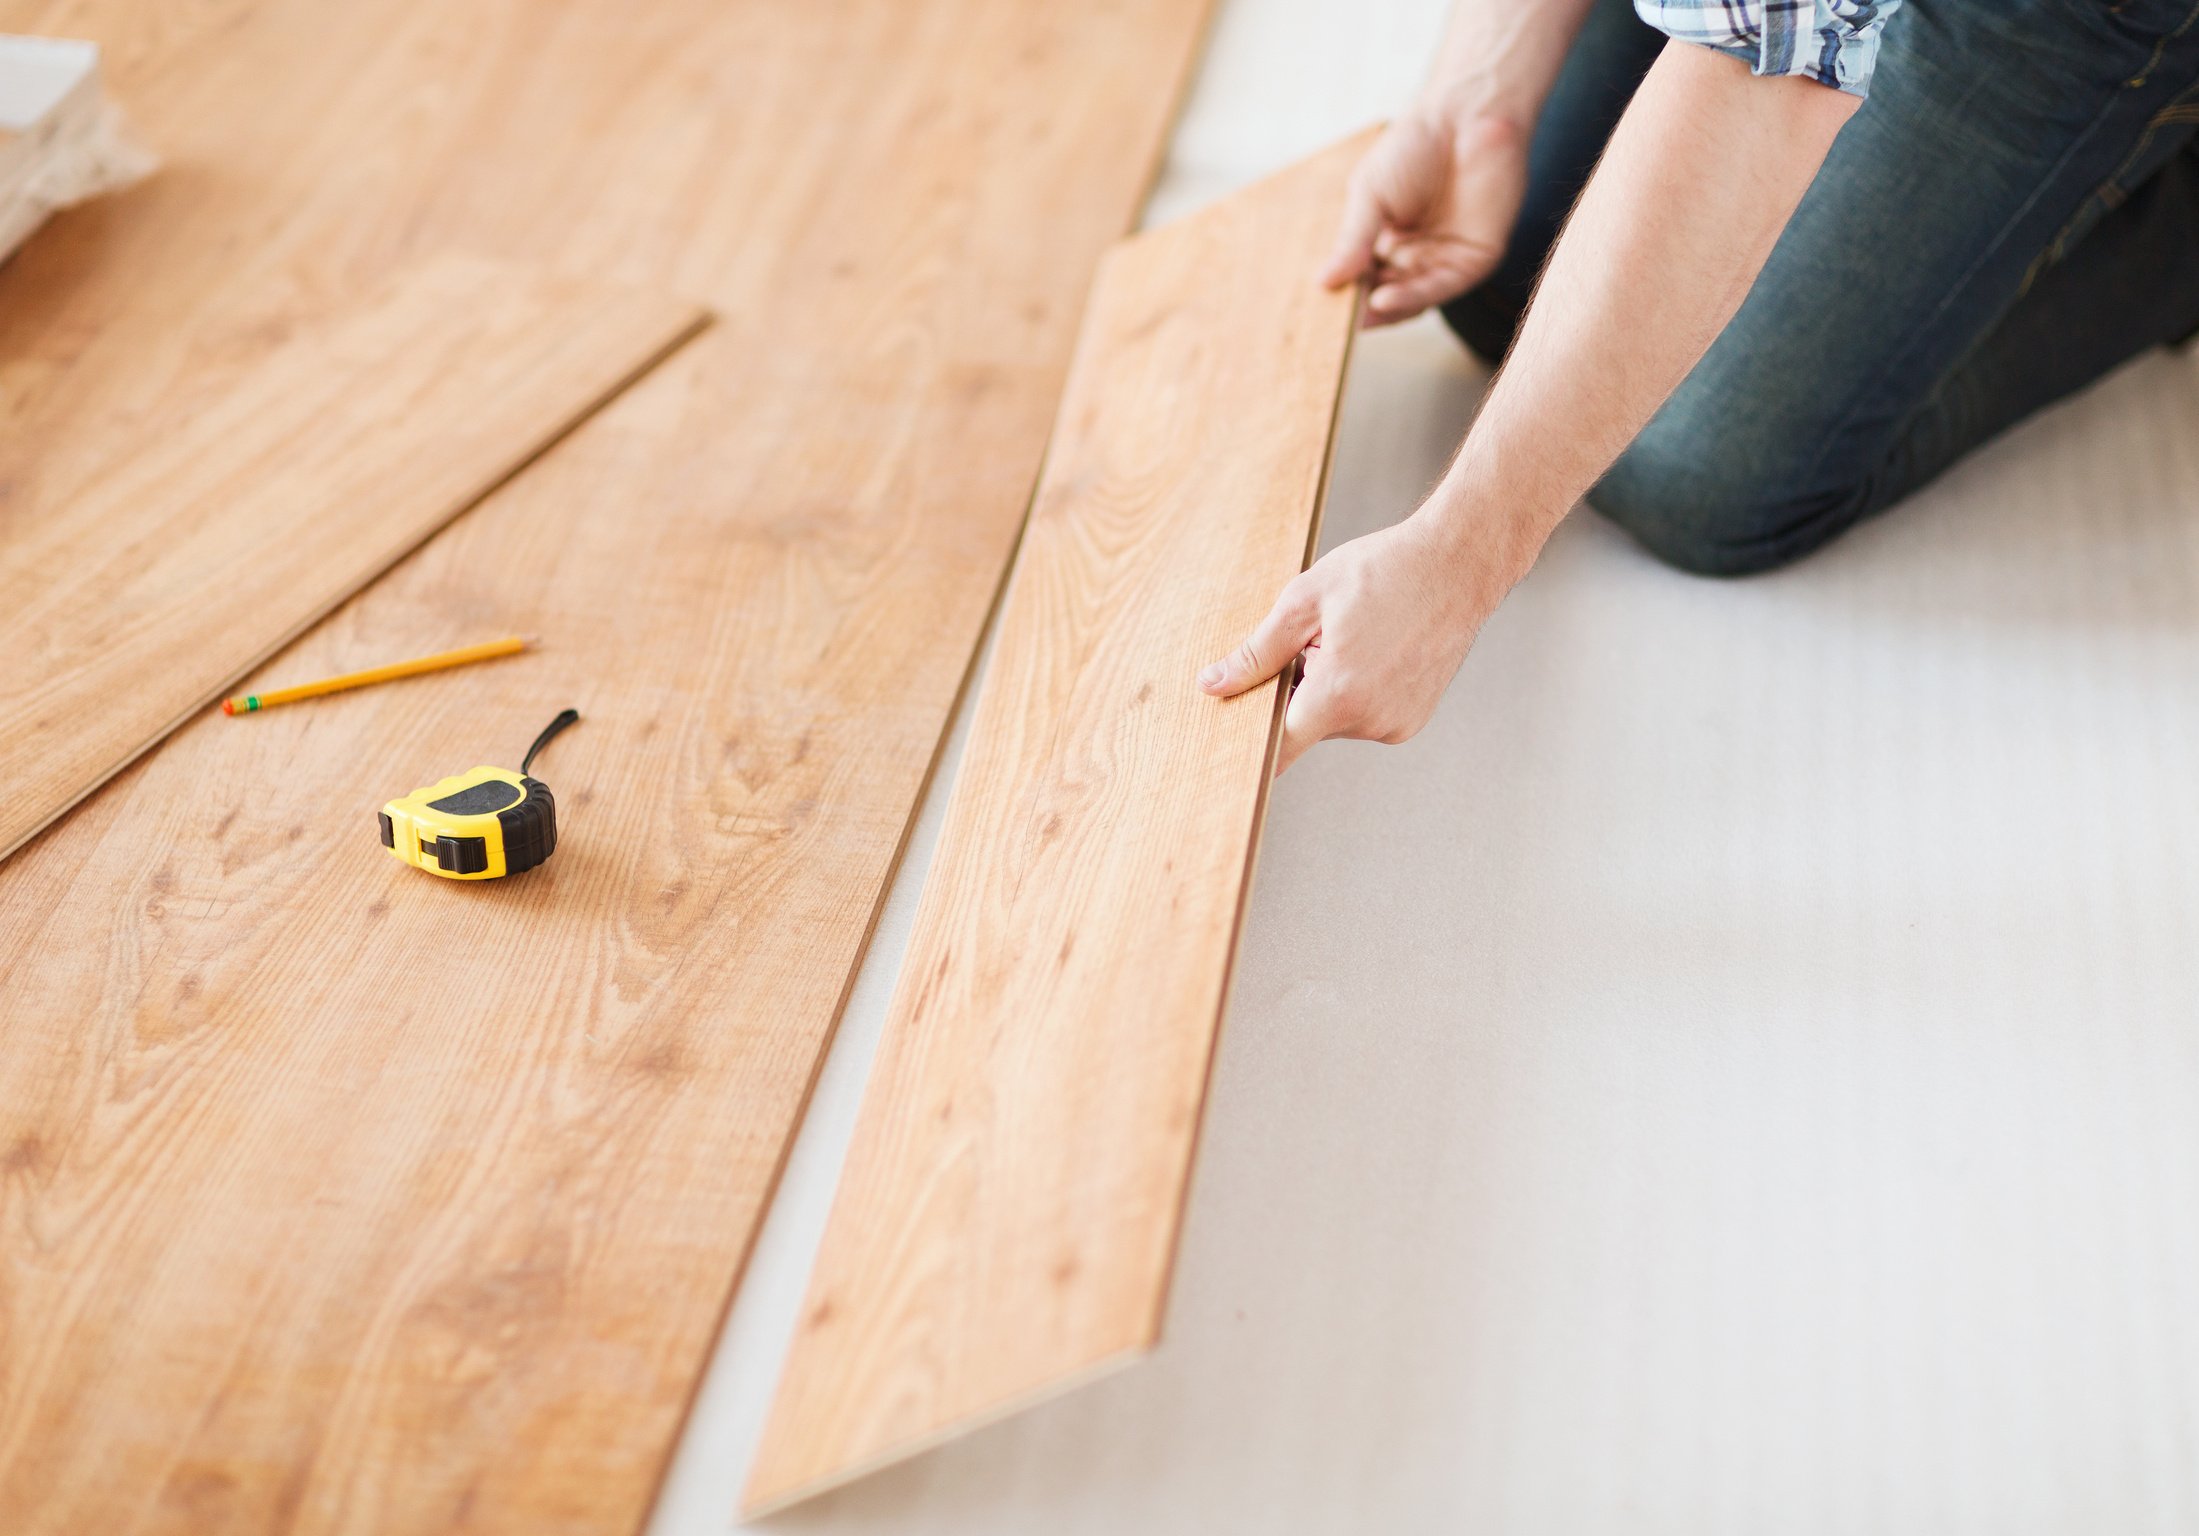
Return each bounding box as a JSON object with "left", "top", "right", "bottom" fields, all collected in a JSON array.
[{"left": 1322, "top": 108, "right": 1529, "bottom": 326}]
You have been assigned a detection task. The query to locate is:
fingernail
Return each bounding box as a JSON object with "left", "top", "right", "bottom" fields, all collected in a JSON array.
[{"left": 1198, "top": 663, "right": 1224, "bottom": 689}]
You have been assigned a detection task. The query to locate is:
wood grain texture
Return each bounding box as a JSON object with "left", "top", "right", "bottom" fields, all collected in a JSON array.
[
  {"left": 0, "top": 1, "right": 1212, "bottom": 1532},
  {"left": 0, "top": 254, "right": 703, "bottom": 861},
  {"left": 744, "top": 131, "right": 1371, "bottom": 1514}
]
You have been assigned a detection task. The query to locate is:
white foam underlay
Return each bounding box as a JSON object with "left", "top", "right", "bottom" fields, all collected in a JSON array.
[{"left": 651, "top": 0, "right": 2199, "bottom": 1528}]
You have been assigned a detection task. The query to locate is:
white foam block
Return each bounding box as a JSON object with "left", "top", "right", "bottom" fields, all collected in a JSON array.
[
  {"left": 0, "top": 35, "right": 147, "bottom": 263},
  {"left": 0, "top": 34, "right": 98, "bottom": 132}
]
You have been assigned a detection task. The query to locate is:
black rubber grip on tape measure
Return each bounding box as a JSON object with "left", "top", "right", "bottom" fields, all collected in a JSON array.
[
  {"left": 427, "top": 778, "right": 524, "bottom": 815},
  {"left": 496, "top": 776, "right": 558, "bottom": 875}
]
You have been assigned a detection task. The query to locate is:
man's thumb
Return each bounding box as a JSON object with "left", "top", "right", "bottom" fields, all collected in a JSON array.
[
  {"left": 1199, "top": 587, "right": 1317, "bottom": 698},
  {"left": 1320, "top": 181, "right": 1384, "bottom": 289}
]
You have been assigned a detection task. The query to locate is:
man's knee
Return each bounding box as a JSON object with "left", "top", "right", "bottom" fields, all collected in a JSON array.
[{"left": 1589, "top": 428, "right": 1870, "bottom": 578}]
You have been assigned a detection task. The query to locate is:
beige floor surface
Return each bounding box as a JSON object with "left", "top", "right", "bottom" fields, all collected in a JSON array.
[{"left": 651, "top": 1, "right": 2199, "bottom": 1530}]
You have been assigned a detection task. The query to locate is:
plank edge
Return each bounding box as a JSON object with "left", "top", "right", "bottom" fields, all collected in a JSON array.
[
  {"left": 739, "top": 1342, "right": 1151, "bottom": 1520},
  {"left": 643, "top": 443, "right": 1043, "bottom": 1534},
  {"left": 1137, "top": 282, "right": 1364, "bottom": 1355},
  {"left": 0, "top": 287, "right": 710, "bottom": 868}
]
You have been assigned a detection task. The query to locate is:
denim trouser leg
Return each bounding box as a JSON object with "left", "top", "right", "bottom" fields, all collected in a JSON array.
[
  {"left": 1444, "top": 0, "right": 2199, "bottom": 576},
  {"left": 1879, "top": 132, "right": 2199, "bottom": 504},
  {"left": 1444, "top": 0, "right": 1663, "bottom": 363}
]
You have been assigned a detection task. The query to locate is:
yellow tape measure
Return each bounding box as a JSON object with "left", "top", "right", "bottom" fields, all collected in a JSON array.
[{"left": 378, "top": 709, "right": 578, "bottom": 880}]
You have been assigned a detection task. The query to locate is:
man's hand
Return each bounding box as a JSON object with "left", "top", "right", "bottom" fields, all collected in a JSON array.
[
  {"left": 1197, "top": 516, "right": 1511, "bottom": 775},
  {"left": 1208, "top": 45, "right": 1856, "bottom": 780},
  {"left": 1322, "top": 109, "right": 1528, "bottom": 326}
]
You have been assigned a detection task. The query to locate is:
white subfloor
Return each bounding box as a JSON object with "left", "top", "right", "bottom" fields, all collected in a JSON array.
[{"left": 650, "top": 1, "right": 2199, "bottom": 1530}]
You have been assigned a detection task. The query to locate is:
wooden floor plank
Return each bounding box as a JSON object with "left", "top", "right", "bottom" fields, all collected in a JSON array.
[
  {"left": 0, "top": 1, "right": 1213, "bottom": 1531},
  {"left": 0, "top": 254, "right": 703, "bottom": 861},
  {"left": 743, "top": 131, "right": 1371, "bottom": 1514}
]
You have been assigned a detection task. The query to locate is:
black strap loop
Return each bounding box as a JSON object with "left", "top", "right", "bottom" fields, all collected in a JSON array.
[{"left": 521, "top": 708, "right": 581, "bottom": 776}]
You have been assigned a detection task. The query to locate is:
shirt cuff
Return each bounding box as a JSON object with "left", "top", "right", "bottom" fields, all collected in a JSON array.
[{"left": 1637, "top": 1, "right": 1900, "bottom": 99}]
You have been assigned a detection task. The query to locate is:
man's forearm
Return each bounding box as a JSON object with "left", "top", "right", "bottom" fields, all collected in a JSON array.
[
  {"left": 1419, "top": 0, "right": 1598, "bottom": 130},
  {"left": 1201, "top": 34, "right": 1864, "bottom": 769},
  {"left": 1420, "top": 42, "right": 1858, "bottom": 588}
]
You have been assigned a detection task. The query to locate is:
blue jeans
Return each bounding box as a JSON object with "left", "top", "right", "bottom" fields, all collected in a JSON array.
[{"left": 1444, "top": 0, "right": 2199, "bottom": 575}]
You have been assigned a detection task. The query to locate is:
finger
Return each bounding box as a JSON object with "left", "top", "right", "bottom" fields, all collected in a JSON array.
[
  {"left": 1372, "top": 233, "right": 1430, "bottom": 274},
  {"left": 1275, "top": 666, "right": 1349, "bottom": 776},
  {"left": 1320, "top": 180, "right": 1385, "bottom": 289},
  {"left": 1365, "top": 268, "right": 1478, "bottom": 326},
  {"left": 1198, "top": 584, "right": 1318, "bottom": 698}
]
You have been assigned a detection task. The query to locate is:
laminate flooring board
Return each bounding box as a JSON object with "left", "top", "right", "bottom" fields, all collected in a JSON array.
[
  {"left": 0, "top": 254, "right": 703, "bottom": 860},
  {"left": 0, "top": 0, "right": 1209, "bottom": 810},
  {"left": 0, "top": 1, "right": 1214, "bottom": 1531},
  {"left": 743, "top": 132, "right": 1370, "bottom": 1514}
]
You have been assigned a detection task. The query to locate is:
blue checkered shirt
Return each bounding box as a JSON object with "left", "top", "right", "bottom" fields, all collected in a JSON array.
[{"left": 1637, "top": 0, "right": 1901, "bottom": 96}]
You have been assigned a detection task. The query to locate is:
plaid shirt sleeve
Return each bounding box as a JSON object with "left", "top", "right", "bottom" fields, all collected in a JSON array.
[{"left": 1635, "top": 0, "right": 1901, "bottom": 97}]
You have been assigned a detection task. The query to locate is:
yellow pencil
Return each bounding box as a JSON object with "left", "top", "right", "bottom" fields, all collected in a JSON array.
[{"left": 221, "top": 636, "right": 535, "bottom": 715}]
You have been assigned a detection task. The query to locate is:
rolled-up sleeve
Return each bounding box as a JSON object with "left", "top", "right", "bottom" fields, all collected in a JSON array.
[{"left": 1636, "top": 0, "right": 1902, "bottom": 97}]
